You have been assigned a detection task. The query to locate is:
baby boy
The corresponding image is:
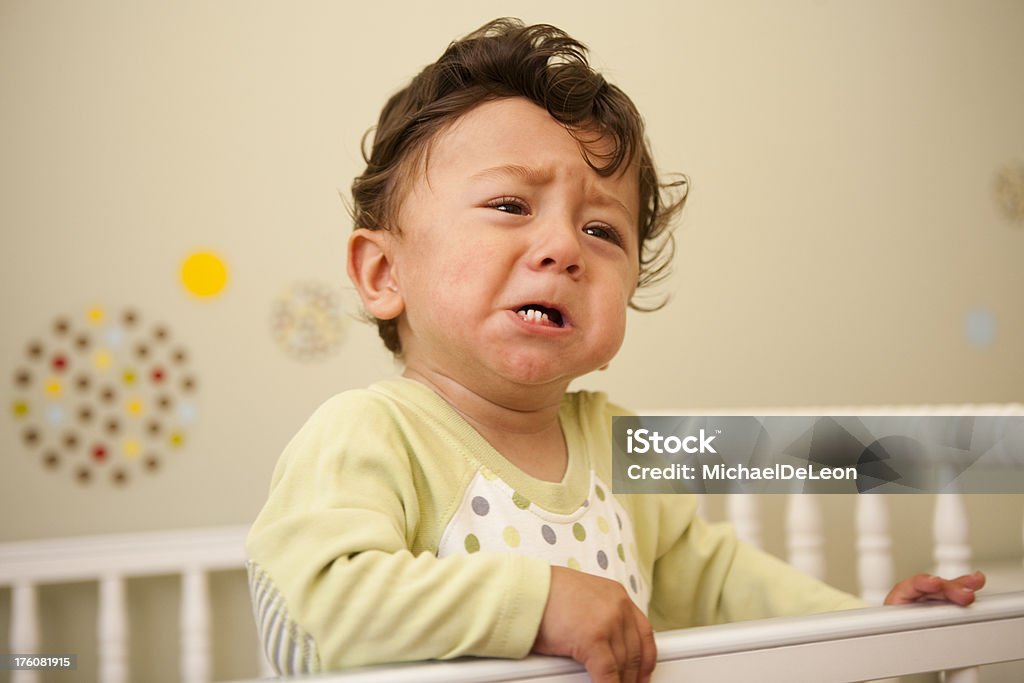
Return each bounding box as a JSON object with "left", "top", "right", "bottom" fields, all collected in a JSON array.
[{"left": 247, "top": 18, "right": 985, "bottom": 683}]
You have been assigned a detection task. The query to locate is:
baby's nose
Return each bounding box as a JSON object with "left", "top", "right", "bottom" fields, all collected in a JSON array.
[{"left": 531, "top": 221, "right": 585, "bottom": 277}]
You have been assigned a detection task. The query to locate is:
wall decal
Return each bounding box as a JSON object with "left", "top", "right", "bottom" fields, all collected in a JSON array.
[
  {"left": 9, "top": 307, "right": 199, "bottom": 486},
  {"left": 994, "top": 162, "right": 1024, "bottom": 225},
  {"left": 964, "top": 306, "right": 997, "bottom": 350},
  {"left": 180, "top": 250, "right": 229, "bottom": 298},
  {"left": 270, "top": 281, "right": 346, "bottom": 361}
]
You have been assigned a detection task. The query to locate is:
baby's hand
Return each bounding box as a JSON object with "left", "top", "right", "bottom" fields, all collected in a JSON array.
[
  {"left": 533, "top": 566, "right": 656, "bottom": 683},
  {"left": 884, "top": 571, "right": 986, "bottom": 606}
]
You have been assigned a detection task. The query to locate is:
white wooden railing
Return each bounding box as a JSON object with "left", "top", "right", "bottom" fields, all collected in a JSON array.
[
  {"left": 225, "top": 591, "right": 1024, "bottom": 683},
  {"left": 0, "top": 525, "right": 270, "bottom": 683},
  {"left": 1, "top": 404, "right": 1021, "bottom": 682},
  {"left": 2, "top": 504, "right": 1021, "bottom": 683}
]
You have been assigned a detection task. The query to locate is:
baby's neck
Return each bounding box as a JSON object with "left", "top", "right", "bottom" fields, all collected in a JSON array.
[{"left": 402, "top": 368, "right": 569, "bottom": 482}]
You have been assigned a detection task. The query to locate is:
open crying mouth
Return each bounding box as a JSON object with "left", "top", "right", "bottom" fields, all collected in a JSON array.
[{"left": 515, "top": 304, "right": 564, "bottom": 328}]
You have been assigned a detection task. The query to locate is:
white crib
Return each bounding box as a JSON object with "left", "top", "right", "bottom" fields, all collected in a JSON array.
[{"left": 2, "top": 405, "right": 1023, "bottom": 683}]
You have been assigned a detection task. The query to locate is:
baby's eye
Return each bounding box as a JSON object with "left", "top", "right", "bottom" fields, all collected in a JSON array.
[
  {"left": 583, "top": 224, "right": 623, "bottom": 247},
  {"left": 487, "top": 197, "right": 529, "bottom": 215}
]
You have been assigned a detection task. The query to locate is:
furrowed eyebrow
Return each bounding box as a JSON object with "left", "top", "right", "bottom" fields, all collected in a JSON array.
[
  {"left": 470, "top": 163, "right": 634, "bottom": 221},
  {"left": 470, "top": 164, "right": 554, "bottom": 185}
]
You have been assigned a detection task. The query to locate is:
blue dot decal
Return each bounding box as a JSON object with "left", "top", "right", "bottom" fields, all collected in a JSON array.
[{"left": 964, "top": 307, "right": 997, "bottom": 349}]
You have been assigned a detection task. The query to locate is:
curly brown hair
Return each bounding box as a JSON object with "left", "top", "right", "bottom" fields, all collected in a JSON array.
[{"left": 350, "top": 17, "right": 687, "bottom": 354}]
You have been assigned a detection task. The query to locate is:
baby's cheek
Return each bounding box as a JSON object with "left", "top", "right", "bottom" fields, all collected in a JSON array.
[
  {"left": 597, "top": 304, "right": 629, "bottom": 360},
  {"left": 440, "top": 247, "right": 506, "bottom": 297}
]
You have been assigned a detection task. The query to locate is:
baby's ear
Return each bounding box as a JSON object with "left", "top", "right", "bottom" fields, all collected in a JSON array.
[{"left": 347, "top": 229, "right": 404, "bottom": 321}]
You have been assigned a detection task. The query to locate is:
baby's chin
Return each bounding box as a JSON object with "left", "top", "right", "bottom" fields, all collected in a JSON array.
[{"left": 485, "top": 350, "right": 615, "bottom": 389}]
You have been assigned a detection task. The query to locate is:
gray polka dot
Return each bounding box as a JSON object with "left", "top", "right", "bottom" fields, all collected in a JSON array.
[
  {"left": 597, "top": 550, "right": 608, "bottom": 570},
  {"left": 471, "top": 496, "right": 490, "bottom": 516},
  {"left": 629, "top": 575, "right": 638, "bottom": 593},
  {"left": 616, "top": 512, "right": 622, "bottom": 529},
  {"left": 582, "top": 498, "right": 589, "bottom": 507},
  {"left": 541, "top": 524, "right": 557, "bottom": 545}
]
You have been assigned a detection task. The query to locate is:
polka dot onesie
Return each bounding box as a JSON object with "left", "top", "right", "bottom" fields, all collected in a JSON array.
[{"left": 246, "top": 378, "right": 865, "bottom": 674}]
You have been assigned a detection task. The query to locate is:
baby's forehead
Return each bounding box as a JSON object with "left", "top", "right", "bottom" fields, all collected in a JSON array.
[{"left": 415, "top": 98, "right": 639, "bottom": 207}]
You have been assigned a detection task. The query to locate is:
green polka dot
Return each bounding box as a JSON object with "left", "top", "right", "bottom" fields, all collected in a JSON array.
[
  {"left": 481, "top": 468, "right": 497, "bottom": 481},
  {"left": 597, "top": 516, "right": 610, "bottom": 534},
  {"left": 567, "top": 557, "right": 581, "bottom": 571},
  {"left": 572, "top": 523, "right": 586, "bottom": 541},
  {"left": 595, "top": 485, "right": 606, "bottom": 501},
  {"left": 617, "top": 544, "right": 625, "bottom": 562},
  {"left": 503, "top": 526, "right": 521, "bottom": 548},
  {"left": 512, "top": 491, "right": 530, "bottom": 509},
  {"left": 464, "top": 534, "right": 480, "bottom": 553}
]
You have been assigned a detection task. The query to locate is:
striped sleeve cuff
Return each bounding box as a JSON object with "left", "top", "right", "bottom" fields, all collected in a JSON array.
[{"left": 247, "top": 560, "right": 321, "bottom": 675}]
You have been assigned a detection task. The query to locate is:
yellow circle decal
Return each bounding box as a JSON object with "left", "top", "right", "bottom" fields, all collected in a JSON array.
[{"left": 180, "top": 251, "right": 228, "bottom": 298}]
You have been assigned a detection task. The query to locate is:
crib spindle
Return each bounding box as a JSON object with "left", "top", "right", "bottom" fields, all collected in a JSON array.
[
  {"left": 182, "top": 566, "right": 212, "bottom": 683},
  {"left": 786, "top": 494, "right": 825, "bottom": 580},
  {"left": 726, "top": 494, "right": 762, "bottom": 548},
  {"left": 857, "top": 495, "right": 893, "bottom": 604},
  {"left": 934, "top": 493, "right": 971, "bottom": 578},
  {"left": 10, "top": 581, "right": 40, "bottom": 683},
  {"left": 943, "top": 666, "right": 981, "bottom": 683},
  {"left": 98, "top": 574, "right": 128, "bottom": 683}
]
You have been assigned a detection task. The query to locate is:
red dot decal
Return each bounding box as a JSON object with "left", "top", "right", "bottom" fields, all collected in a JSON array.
[{"left": 14, "top": 307, "right": 199, "bottom": 486}]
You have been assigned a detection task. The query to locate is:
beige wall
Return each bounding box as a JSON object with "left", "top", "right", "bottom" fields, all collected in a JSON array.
[{"left": 1, "top": 1, "right": 1022, "bottom": 681}]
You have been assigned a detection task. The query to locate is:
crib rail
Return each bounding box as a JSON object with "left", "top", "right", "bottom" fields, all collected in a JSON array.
[
  {"left": 229, "top": 592, "right": 1024, "bottom": 683},
  {"left": 2, "top": 403, "right": 1021, "bottom": 681},
  {"left": 0, "top": 525, "right": 255, "bottom": 683}
]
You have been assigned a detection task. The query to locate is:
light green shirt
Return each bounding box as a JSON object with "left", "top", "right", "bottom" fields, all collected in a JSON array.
[{"left": 246, "top": 378, "right": 864, "bottom": 674}]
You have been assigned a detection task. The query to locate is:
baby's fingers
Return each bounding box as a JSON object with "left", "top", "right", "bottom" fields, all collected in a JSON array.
[
  {"left": 884, "top": 571, "right": 985, "bottom": 605},
  {"left": 941, "top": 571, "right": 986, "bottom": 605},
  {"left": 620, "top": 610, "right": 642, "bottom": 683},
  {"left": 636, "top": 607, "right": 657, "bottom": 683},
  {"left": 582, "top": 643, "right": 622, "bottom": 683}
]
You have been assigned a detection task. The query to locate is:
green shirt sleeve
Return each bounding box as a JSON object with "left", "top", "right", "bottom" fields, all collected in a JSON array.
[
  {"left": 246, "top": 391, "right": 551, "bottom": 672},
  {"left": 646, "top": 496, "right": 866, "bottom": 631}
]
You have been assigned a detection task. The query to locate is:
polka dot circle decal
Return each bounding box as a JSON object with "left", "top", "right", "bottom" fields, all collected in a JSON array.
[
  {"left": 994, "top": 162, "right": 1024, "bottom": 225},
  {"left": 270, "top": 281, "right": 346, "bottom": 361},
  {"left": 180, "top": 251, "right": 229, "bottom": 298},
  {"left": 9, "top": 307, "right": 200, "bottom": 486},
  {"left": 964, "top": 307, "right": 997, "bottom": 349}
]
